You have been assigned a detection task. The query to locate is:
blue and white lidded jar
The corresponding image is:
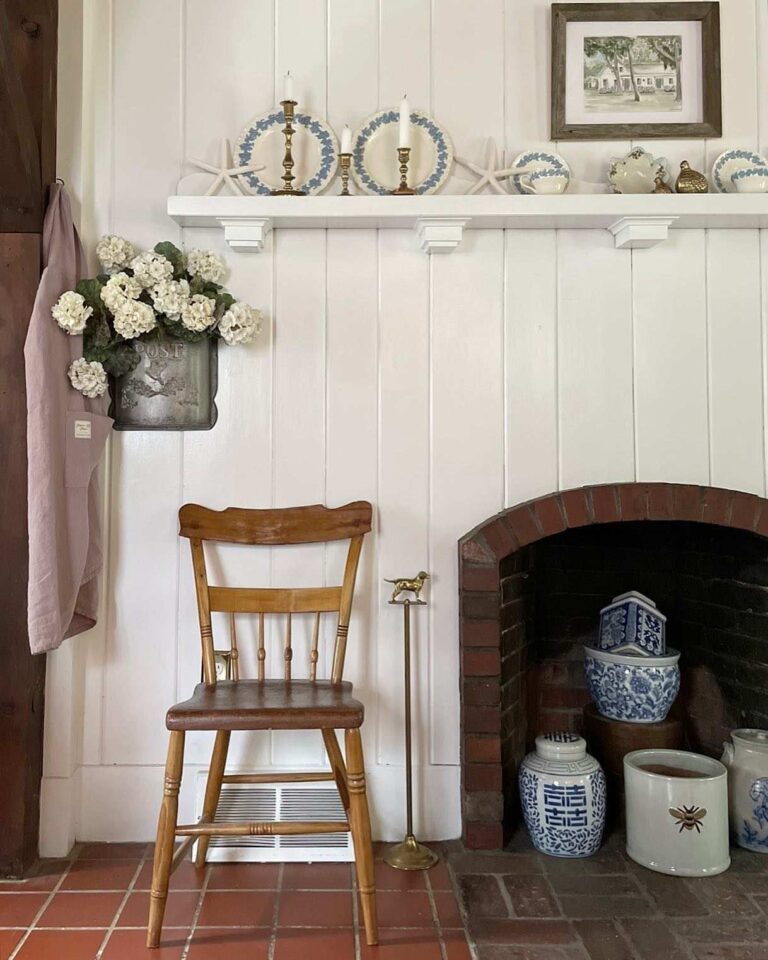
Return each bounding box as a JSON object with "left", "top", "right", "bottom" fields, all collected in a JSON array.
[
  {"left": 598, "top": 591, "right": 666, "bottom": 656},
  {"left": 519, "top": 732, "right": 606, "bottom": 858}
]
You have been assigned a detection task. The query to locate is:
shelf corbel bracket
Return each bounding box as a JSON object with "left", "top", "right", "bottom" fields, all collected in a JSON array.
[
  {"left": 607, "top": 216, "right": 679, "bottom": 250},
  {"left": 217, "top": 217, "right": 273, "bottom": 253},
  {"left": 414, "top": 217, "right": 471, "bottom": 254}
]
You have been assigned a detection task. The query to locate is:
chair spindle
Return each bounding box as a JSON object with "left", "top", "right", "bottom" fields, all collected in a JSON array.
[
  {"left": 228, "top": 613, "right": 240, "bottom": 680},
  {"left": 257, "top": 612, "right": 265, "bottom": 681},
  {"left": 310, "top": 611, "right": 320, "bottom": 681},
  {"left": 284, "top": 613, "right": 292, "bottom": 680}
]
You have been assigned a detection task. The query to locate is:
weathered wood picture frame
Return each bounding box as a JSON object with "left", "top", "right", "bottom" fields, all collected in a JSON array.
[{"left": 551, "top": 2, "right": 722, "bottom": 140}]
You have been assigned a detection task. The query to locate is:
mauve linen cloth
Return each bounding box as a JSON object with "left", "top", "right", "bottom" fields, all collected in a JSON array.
[{"left": 24, "top": 184, "right": 113, "bottom": 654}]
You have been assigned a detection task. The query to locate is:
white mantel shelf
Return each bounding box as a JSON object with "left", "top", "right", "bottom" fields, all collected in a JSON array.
[{"left": 167, "top": 194, "right": 768, "bottom": 254}]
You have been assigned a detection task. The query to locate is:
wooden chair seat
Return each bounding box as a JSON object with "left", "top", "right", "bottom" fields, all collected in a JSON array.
[{"left": 167, "top": 680, "right": 364, "bottom": 732}]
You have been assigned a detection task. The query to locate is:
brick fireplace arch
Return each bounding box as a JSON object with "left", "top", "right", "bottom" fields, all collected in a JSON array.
[{"left": 458, "top": 482, "right": 768, "bottom": 849}]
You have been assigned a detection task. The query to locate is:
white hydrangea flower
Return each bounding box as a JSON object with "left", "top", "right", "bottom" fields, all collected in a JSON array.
[
  {"left": 68, "top": 358, "right": 107, "bottom": 398},
  {"left": 100, "top": 272, "right": 142, "bottom": 313},
  {"left": 186, "top": 249, "right": 227, "bottom": 284},
  {"left": 130, "top": 250, "right": 174, "bottom": 288},
  {"left": 52, "top": 290, "right": 92, "bottom": 335},
  {"left": 180, "top": 293, "right": 216, "bottom": 332},
  {"left": 151, "top": 278, "right": 190, "bottom": 320},
  {"left": 113, "top": 299, "right": 157, "bottom": 339},
  {"left": 218, "top": 301, "right": 263, "bottom": 345},
  {"left": 95, "top": 234, "right": 135, "bottom": 272}
]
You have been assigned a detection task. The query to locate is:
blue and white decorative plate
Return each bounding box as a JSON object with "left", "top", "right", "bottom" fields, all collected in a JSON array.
[
  {"left": 234, "top": 109, "right": 339, "bottom": 196},
  {"left": 351, "top": 108, "right": 453, "bottom": 195},
  {"left": 711, "top": 149, "right": 768, "bottom": 194},
  {"left": 510, "top": 150, "right": 571, "bottom": 195}
]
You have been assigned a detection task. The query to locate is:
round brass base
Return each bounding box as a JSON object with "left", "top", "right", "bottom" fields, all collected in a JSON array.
[
  {"left": 271, "top": 188, "right": 307, "bottom": 196},
  {"left": 390, "top": 186, "right": 416, "bottom": 196},
  {"left": 383, "top": 835, "right": 439, "bottom": 871}
]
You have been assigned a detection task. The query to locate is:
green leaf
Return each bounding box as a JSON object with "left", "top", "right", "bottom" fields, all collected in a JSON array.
[
  {"left": 216, "top": 292, "right": 235, "bottom": 314},
  {"left": 103, "top": 342, "right": 141, "bottom": 377},
  {"left": 154, "top": 241, "right": 185, "bottom": 279},
  {"left": 84, "top": 313, "right": 112, "bottom": 351},
  {"left": 75, "top": 278, "right": 105, "bottom": 315},
  {"left": 159, "top": 317, "right": 209, "bottom": 343}
]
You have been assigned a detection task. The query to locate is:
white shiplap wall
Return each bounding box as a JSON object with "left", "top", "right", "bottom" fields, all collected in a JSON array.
[{"left": 42, "top": 0, "right": 768, "bottom": 854}]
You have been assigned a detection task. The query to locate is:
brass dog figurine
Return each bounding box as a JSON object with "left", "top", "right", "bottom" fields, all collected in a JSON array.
[{"left": 385, "top": 571, "right": 430, "bottom": 603}]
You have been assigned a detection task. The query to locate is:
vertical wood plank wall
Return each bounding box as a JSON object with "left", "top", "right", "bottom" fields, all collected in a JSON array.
[{"left": 43, "top": 0, "right": 768, "bottom": 851}]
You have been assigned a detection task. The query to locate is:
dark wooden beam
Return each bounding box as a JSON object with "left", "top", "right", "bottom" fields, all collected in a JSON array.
[{"left": 0, "top": 0, "right": 57, "bottom": 876}]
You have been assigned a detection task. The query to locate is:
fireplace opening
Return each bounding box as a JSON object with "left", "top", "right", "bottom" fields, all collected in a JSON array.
[
  {"left": 499, "top": 520, "right": 768, "bottom": 836},
  {"left": 459, "top": 483, "right": 768, "bottom": 849}
]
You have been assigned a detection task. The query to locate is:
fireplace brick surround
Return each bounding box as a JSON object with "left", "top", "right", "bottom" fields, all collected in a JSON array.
[{"left": 458, "top": 482, "right": 768, "bottom": 850}]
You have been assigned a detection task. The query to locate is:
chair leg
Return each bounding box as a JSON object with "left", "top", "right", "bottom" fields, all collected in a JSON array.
[
  {"left": 322, "top": 729, "right": 350, "bottom": 811},
  {"left": 194, "top": 730, "right": 231, "bottom": 867},
  {"left": 147, "top": 731, "right": 185, "bottom": 949},
  {"left": 345, "top": 727, "right": 377, "bottom": 946}
]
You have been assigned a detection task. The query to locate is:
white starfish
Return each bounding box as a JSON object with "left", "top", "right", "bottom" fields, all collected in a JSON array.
[
  {"left": 454, "top": 138, "right": 517, "bottom": 195},
  {"left": 186, "top": 138, "right": 266, "bottom": 196}
]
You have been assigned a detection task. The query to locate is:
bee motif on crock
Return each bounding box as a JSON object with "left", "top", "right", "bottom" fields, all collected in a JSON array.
[{"left": 669, "top": 805, "right": 707, "bottom": 834}]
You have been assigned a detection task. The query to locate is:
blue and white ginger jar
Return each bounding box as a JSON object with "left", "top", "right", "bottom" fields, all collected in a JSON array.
[
  {"left": 599, "top": 591, "right": 666, "bottom": 656},
  {"left": 519, "top": 733, "right": 606, "bottom": 858},
  {"left": 721, "top": 729, "right": 768, "bottom": 852}
]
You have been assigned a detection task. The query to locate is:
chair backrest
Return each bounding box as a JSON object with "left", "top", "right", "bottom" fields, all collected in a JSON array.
[{"left": 179, "top": 501, "right": 373, "bottom": 685}]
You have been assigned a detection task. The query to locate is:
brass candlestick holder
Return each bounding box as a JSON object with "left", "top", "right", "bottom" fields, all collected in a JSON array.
[
  {"left": 271, "top": 99, "right": 306, "bottom": 196},
  {"left": 384, "top": 573, "right": 438, "bottom": 871},
  {"left": 391, "top": 147, "right": 416, "bottom": 196},
  {"left": 339, "top": 153, "right": 352, "bottom": 195}
]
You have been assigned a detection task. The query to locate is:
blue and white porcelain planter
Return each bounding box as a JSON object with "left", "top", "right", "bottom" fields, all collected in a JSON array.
[
  {"left": 721, "top": 729, "right": 768, "bottom": 852},
  {"left": 584, "top": 645, "right": 680, "bottom": 723},
  {"left": 598, "top": 591, "right": 666, "bottom": 656},
  {"left": 519, "top": 733, "right": 606, "bottom": 858}
]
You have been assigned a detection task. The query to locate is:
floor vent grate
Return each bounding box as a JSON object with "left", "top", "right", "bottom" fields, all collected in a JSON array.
[{"left": 194, "top": 776, "right": 353, "bottom": 862}]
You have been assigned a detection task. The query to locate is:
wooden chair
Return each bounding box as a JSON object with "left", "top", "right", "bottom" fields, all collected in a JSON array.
[{"left": 146, "top": 501, "right": 377, "bottom": 948}]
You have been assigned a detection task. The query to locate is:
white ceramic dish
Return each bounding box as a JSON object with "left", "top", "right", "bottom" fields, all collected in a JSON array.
[
  {"left": 732, "top": 167, "right": 768, "bottom": 193},
  {"left": 608, "top": 147, "right": 667, "bottom": 195},
  {"left": 350, "top": 108, "right": 453, "bottom": 195},
  {"left": 234, "top": 109, "right": 339, "bottom": 196},
  {"left": 509, "top": 151, "right": 571, "bottom": 195},
  {"left": 624, "top": 749, "right": 730, "bottom": 877},
  {"left": 519, "top": 170, "right": 569, "bottom": 195},
  {"left": 711, "top": 149, "right": 768, "bottom": 194}
]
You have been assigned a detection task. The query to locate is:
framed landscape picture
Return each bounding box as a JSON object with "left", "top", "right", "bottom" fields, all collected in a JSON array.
[{"left": 551, "top": 2, "right": 721, "bottom": 140}]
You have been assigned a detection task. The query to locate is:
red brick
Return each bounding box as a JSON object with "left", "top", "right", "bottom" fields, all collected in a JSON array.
[
  {"left": 560, "top": 488, "right": 591, "bottom": 528},
  {"left": 461, "top": 620, "right": 500, "bottom": 648},
  {"left": 700, "top": 486, "right": 733, "bottom": 526},
  {"left": 463, "top": 679, "right": 501, "bottom": 706},
  {"left": 482, "top": 518, "right": 519, "bottom": 559},
  {"left": 572, "top": 919, "right": 633, "bottom": 959},
  {"left": 463, "top": 821, "right": 503, "bottom": 850},
  {"left": 461, "top": 563, "right": 498, "bottom": 592},
  {"left": 591, "top": 485, "right": 619, "bottom": 523},
  {"left": 647, "top": 483, "right": 676, "bottom": 520},
  {"left": 465, "top": 735, "right": 501, "bottom": 764},
  {"left": 462, "top": 591, "right": 500, "bottom": 620},
  {"left": 470, "top": 918, "right": 577, "bottom": 945},
  {"left": 673, "top": 484, "right": 703, "bottom": 521},
  {"left": 618, "top": 483, "right": 649, "bottom": 522},
  {"left": 465, "top": 764, "right": 502, "bottom": 792},
  {"left": 731, "top": 493, "right": 761, "bottom": 532},
  {"left": 533, "top": 496, "right": 567, "bottom": 538},
  {"left": 461, "top": 537, "right": 495, "bottom": 564},
  {"left": 464, "top": 706, "right": 501, "bottom": 734},
  {"left": 541, "top": 686, "right": 590, "bottom": 709},
  {"left": 463, "top": 649, "right": 501, "bottom": 678},
  {"left": 505, "top": 506, "right": 541, "bottom": 546}
]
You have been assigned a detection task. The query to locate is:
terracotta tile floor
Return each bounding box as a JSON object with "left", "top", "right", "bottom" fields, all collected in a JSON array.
[
  {"left": 450, "top": 828, "right": 768, "bottom": 960},
  {"left": 0, "top": 843, "right": 472, "bottom": 960}
]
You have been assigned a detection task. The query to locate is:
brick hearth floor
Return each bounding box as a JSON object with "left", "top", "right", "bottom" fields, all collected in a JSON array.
[
  {"left": 0, "top": 842, "right": 471, "bottom": 959},
  {"left": 449, "top": 828, "right": 768, "bottom": 960}
]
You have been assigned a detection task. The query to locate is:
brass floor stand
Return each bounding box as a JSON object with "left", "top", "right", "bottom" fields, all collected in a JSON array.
[{"left": 384, "top": 597, "right": 438, "bottom": 871}]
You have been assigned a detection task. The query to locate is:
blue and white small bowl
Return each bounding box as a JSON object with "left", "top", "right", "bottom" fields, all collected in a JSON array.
[
  {"left": 732, "top": 167, "right": 768, "bottom": 193},
  {"left": 598, "top": 591, "right": 666, "bottom": 656},
  {"left": 584, "top": 645, "right": 680, "bottom": 724},
  {"left": 519, "top": 169, "right": 570, "bottom": 195}
]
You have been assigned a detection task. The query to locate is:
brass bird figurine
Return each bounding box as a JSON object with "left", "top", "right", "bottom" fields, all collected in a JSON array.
[
  {"left": 652, "top": 172, "right": 673, "bottom": 194},
  {"left": 675, "top": 160, "right": 708, "bottom": 194}
]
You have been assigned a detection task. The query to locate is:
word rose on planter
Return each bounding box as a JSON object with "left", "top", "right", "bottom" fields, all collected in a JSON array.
[{"left": 52, "top": 236, "right": 263, "bottom": 429}]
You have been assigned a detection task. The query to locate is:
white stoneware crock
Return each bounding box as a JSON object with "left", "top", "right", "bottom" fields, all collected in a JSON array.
[
  {"left": 519, "top": 732, "right": 606, "bottom": 858},
  {"left": 624, "top": 749, "right": 730, "bottom": 876},
  {"left": 721, "top": 728, "right": 768, "bottom": 852}
]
